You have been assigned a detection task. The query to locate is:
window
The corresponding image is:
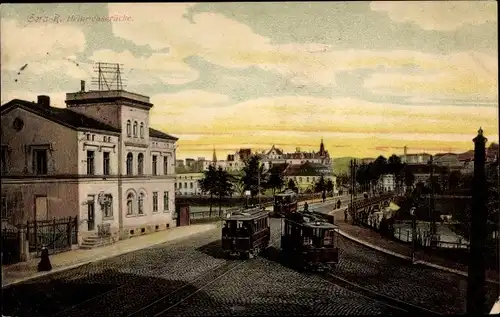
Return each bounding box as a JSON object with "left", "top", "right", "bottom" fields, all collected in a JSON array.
[
  {"left": 133, "top": 121, "right": 138, "bottom": 137},
  {"left": 163, "top": 191, "right": 169, "bottom": 211},
  {"left": 126, "top": 120, "right": 131, "bottom": 137},
  {"left": 1, "top": 195, "right": 7, "bottom": 219},
  {"left": 174, "top": 183, "right": 177, "bottom": 189},
  {"left": 163, "top": 157, "right": 168, "bottom": 175},
  {"left": 33, "top": 149, "right": 48, "bottom": 175},
  {"left": 127, "top": 193, "right": 134, "bottom": 215},
  {"left": 152, "top": 155, "right": 157, "bottom": 175},
  {"left": 138, "top": 153, "right": 144, "bottom": 175},
  {"left": 190, "top": 182, "right": 193, "bottom": 189},
  {"left": 140, "top": 123, "right": 144, "bottom": 138},
  {"left": 153, "top": 192, "right": 158, "bottom": 212},
  {"left": 1, "top": 146, "right": 6, "bottom": 174},
  {"left": 86, "top": 133, "right": 91, "bottom": 140},
  {"left": 103, "top": 152, "right": 110, "bottom": 175},
  {"left": 103, "top": 194, "right": 113, "bottom": 218},
  {"left": 138, "top": 193, "right": 144, "bottom": 214},
  {"left": 87, "top": 151, "right": 95, "bottom": 175},
  {"left": 184, "top": 182, "right": 187, "bottom": 188},
  {"left": 91, "top": 134, "right": 95, "bottom": 141},
  {"left": 126, "top": 153, "right": 133, "bottom": 175}
]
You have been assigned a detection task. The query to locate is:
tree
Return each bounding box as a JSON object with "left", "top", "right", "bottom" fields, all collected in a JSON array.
[
  {"left": 326, "top": 179, "right": 334, "bottom": 196},
  {"left": 387, "top": 154, "right": 404, "bottom": 193},
  {"left": 314, "top": 175, "right": 326, "bottom": 194},
  {"left": 214, "top": 166, "right": 234, "bottom": 216},
  {"left": 198, "top": 165, "right": 218, "bottom": 216},
  {"left": 287, "top": 178, "right": 298, "bottom": 192},
  {"left": 404, "top": 168, "right": 416, "bottom": 192},
  {"left": 240, "top": 155, "right": 268, "bottom": 203},
  {"left": 336, "top": 172, "right": 349, "bottom": 188},
  {"left": 266, "top": 168, "right": 285, "bottom": 195}
]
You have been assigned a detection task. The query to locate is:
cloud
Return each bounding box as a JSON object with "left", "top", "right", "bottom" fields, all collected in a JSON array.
[
  {"left": 364, "top": 51, "right": 498, "bottom": 101},
  {"left": 88, "top": 49, "right": 199, "bottom": 85},
  {"left": 107, "top": 3, "right": 498, "bottom": 97},
  {"left": 370, "top": 1, "right": 497, "bottom": 31},
  {"left": 1, "top": 19, "right": 86, "bottom": 72},
  {"left": 148, "top": 90, "right": 230, "bottom": 131}
]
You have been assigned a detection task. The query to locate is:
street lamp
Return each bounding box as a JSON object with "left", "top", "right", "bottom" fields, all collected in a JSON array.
[
  {"left": 244, "top": 190, "right": 251, "bottom": 209},
  {"left": 258, "top": 161, "right": 262, "bottom": 206},
  {"left": 410, "top": 206, "right": 417, "bottom": 264}
]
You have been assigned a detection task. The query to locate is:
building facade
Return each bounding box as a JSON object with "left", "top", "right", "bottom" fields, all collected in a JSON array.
[
  {"left": 1, "top": 89, "right": 178, "bottom": 245},
  {"left": 175, "top": 172, "right": 203, "bottom": 196}
]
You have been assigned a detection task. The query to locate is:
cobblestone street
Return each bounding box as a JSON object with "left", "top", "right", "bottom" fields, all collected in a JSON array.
[{"left": 2, "top": 215, "right": 498, "bottom": 316}]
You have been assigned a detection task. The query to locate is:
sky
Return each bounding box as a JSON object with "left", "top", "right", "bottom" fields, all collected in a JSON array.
[{"left": 1, "top": 2, "right": 498, "bottom": 160}]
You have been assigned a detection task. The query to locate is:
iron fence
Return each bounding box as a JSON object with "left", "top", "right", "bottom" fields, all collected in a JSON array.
[{"left": 26, "top": 216, "right": 78, "bottom": 255}]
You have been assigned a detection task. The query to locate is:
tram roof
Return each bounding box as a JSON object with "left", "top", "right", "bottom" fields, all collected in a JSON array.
[
  {"left": 285, "top": 210, "right": 338, "bottom": 229},
  {"left": 225, "top": 207, "right": 269, "bottom": 221},
  {"left": 275, "top": 190, "right": 297, "bottom": 197}
]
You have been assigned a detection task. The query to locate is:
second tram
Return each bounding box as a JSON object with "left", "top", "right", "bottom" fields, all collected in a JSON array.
[
  {"left": 222, "top": 207, "right": 271, "bottom": 259},
  {"left": 273, "top": 190, "right": 298, "bottom": 217}
]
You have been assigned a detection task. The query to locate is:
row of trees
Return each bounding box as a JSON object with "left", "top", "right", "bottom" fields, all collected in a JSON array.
[{"left": 198, "top": 155, "right": 336, "bottom": 215}]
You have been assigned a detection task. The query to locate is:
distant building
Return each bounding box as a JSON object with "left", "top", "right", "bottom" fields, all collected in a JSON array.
[
  {"left": 175, "top": 173, "right": 203, "bottom": 196},
  {"left": 379, "top": 174, "right": 396, "bottom": 192},
  {"left": 176, "top": 160, "right": 185, "bottom": 168},
  {"left": 283, "top": 162, "right": 336, "bottom": 194},
  {"left": 402, "top": 153, "right": 432, "bottom": 165}
]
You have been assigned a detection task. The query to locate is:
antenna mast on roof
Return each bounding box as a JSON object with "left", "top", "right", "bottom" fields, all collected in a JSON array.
[{"left": 91, "top": 62, "right": 127, "bottom": 91}]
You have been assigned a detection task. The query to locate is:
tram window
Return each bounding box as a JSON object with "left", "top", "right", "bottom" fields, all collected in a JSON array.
[
  {"left": 303, "top": 237, "right": 312, "bottom": 245},
  {"left": 324, "top": 230, "right": 334, "bottom": 245}
]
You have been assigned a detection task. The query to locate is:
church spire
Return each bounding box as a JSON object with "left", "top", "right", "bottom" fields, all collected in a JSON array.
[
  {"left": 212, "top": 146, "right": 217, "bottom": 164},
  {"left": 319, "top": 138, "right": 325, "bottom": 156}
]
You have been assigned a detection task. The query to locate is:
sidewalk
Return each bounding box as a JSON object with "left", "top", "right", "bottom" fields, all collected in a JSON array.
[
  {"left": 330, "top": 207, "right": 500, "bottom": 284},
  {"left": 2, "top": 223, "right": 217, "bottom": 288}
]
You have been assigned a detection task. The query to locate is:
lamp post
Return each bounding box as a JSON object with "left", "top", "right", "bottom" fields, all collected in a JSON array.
[
  {"left": 410, "top": 206, "right": 417, "bottom": 264},
  {"left": 467, "top": 128, "right": 488, "bottom": 315},
  {"left": 258, "top": 161, "right": 262, "bottom": 206}
]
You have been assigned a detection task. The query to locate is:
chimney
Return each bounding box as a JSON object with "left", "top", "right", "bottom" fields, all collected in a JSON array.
[
  {"left": 37, "top": 95, "right": 50, "bottom": 107},
  {"left": 81, "top": 80, "right": 86, "bottom": 92}
]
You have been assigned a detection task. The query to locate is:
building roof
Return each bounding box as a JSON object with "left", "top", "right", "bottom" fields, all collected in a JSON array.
[
  {"left": 1, "top": 98, "right": 121, "bottom": 133},
  {"left": 404, "top": 164, "right": 448, "bottom": 174},
  {"left": 284, "top": 162, "right": 324, "bottom": 177},
  {"left": 267, "top": 145, "right": 284, "bottom": 156},
  {"left": 269, "top": 163, "right": 289, "bottom": 174},
  {"left": 149, "top": 127, "right": 178, "bottom": 141}
]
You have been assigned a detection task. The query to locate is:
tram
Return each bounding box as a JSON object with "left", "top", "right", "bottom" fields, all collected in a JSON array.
[
  {"left": 273, "top": 190, "right": 298, "bottom": 217},
  {"left": 280, "top": 209, "right": 339, "bottom": 271},
  {"left": 221, "top": 206, "right": 271, "bottom": 259}
]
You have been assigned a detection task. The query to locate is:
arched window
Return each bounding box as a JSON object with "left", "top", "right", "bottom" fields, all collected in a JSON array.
[
  {"left": 133, "top": 121, "right": 138, "bottom": 137},
  {"left": 138, "top": 153, "right": 144, "bottom": 175},
  {"left": 126, "top": 120, "right": 131, "bottom": 137},
  {"left": 138, "top": 193, "right": 144, "bottom": 214},
  {"left": 140, "top": 123, "right": 144, "bottom": 139},
  {"left": 127, "top": 193, "right": 134, "bottom": 215},
  {"left": 126, "top": 153, "right": 133, "bottom": 175}
]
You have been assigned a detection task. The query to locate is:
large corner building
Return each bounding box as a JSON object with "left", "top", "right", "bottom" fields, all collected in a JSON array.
[{"left": 1, "top": 87, "right": 178, "bottom": 245}]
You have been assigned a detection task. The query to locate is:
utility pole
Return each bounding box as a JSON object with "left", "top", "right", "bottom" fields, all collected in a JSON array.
[
  {"left": 467, "top": 128, "right": 488, "bottom": 315},
  {"left": 429, "top": 155, "right": 437, "bottom": 246},
  {"left": 410, "top": 206, "right": 417, "bottom": 264}
]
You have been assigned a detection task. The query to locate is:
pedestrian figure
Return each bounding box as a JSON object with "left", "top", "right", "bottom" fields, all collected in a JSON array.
[
  {"left": 337, "top": 199, "right": 341, "bottom": 209},
  {"left": 37, "top": 246, "right": 52, "bottom": 272},
  {"left": 304, "top": 202, "right": 309, "bottom": 212},
  {"left": 344, "top": 209, "right": 348, "bottom": 222},
  {"left": 322, "top": 192, "right": 326, "bottom": 203}
]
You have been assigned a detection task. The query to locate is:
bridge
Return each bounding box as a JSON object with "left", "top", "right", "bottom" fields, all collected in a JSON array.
[{"left": 347, "top": 193, "right": 397, "bottom": 226}]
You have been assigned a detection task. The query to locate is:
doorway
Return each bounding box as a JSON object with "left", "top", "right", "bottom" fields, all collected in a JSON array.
[{"left": 87, "top": 195, "right": 95, "bottom": 231}]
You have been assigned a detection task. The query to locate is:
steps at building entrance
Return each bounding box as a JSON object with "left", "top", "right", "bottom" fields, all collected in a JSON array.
[{"left": 80, "top": 235, "right": 114, "bottom": 249}]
